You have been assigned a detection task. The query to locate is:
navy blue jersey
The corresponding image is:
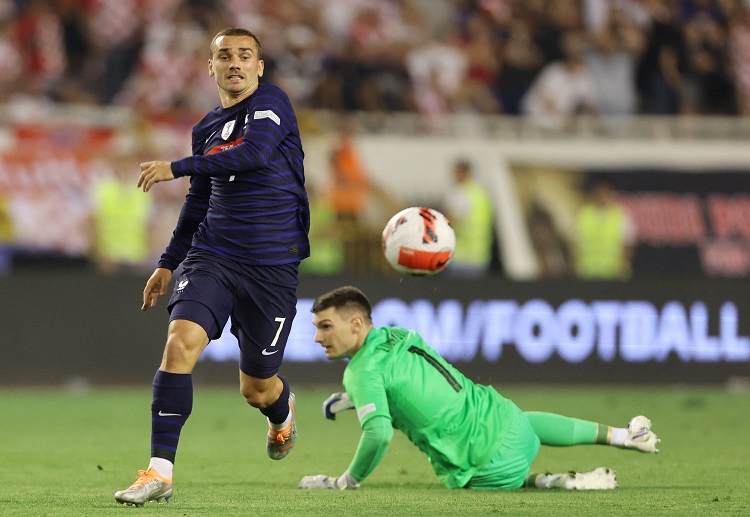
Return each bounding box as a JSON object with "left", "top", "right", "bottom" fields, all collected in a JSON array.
[{"left": 158, "top": 83, "right": 310, "bottom": 269}]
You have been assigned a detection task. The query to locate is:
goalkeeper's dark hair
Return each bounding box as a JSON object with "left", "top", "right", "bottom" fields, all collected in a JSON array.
[
  {"left": 312, "top": 286, "right": 372, "bottom": 323},
  {"left": 209, "top": 27, "right": 262, "bottom": 58}
]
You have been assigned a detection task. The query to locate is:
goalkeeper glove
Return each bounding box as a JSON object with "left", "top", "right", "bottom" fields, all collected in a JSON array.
[
  {"left": 322, "top": 391, "right": 354, "bottom": 420},
  {"left": 298, "top": 470, "right": 360, "bottom": 490}
]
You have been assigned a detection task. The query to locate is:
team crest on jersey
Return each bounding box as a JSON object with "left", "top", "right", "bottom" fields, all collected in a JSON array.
[
  {"left": 176, "top": 279, "right": 189, "bottom": 293},
  {"left": 221, "top": 120, "right": 235, "bottom": 140}
]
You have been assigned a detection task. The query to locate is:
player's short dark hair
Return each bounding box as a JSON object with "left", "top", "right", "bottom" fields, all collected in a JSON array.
[
  {"left": 209, "top": 27, "right": 262, "bottom": 58},
  {"left": 312, "top": 286, "right": 372, "bottom": 322}
]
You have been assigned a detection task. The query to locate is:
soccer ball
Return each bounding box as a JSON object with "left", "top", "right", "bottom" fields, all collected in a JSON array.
[{"left": 381, "top": 207, "right": 455, "bottom": 276}]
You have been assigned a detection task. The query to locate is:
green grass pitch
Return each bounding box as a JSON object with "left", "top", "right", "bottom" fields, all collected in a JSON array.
[{"left": 0, "top": 384, "right": 748, "bottom": 516}]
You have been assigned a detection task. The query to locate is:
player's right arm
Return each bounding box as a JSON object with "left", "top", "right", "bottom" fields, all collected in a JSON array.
[
  {"left": 302, "top": 363, "right": 394, "bottom": 490},
  {"left": 345, "top": 415, "right": 393, "bottom": 483},
  {"left": 142, "top": 174, "right": 211, "bottom": 312},
  {"left": 142, "top": 267, "right": 172, "bottom": 311},
  {"left": 156, "top": 175, "right": 211, "bottom": 271},
  {"left": 298, "top": 415, "right": 392, "bottom": 490}
]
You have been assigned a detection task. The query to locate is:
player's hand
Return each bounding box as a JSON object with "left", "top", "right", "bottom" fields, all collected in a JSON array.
[
  {"left": 142, "top": 268, "right": 172, "bottom": 311},
  {"left": 322, "top": 392, "right": 354, "bottom": 420},
  {"left": 298, "top": 472, "right": 358, "bottom": 490},
  {"left": 297, "top": 470, "right": 359, "bottom": 490},
  {"left": 298, "top": 475, "right": 337, "bottom": 489},
  {"left": 138, "top": 161, "right": 175, "bottom": 192}
]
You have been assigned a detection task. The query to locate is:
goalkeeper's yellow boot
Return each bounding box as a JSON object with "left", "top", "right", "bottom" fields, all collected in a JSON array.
[
  {"left": 624, "top": 415, "right": 660, "bottom": 453},
  {"left": 114, "top": 467, "right": 172, "bottom": 506},
  {"left": 266, "top": 392, "right": 297, "bottom": 460}
]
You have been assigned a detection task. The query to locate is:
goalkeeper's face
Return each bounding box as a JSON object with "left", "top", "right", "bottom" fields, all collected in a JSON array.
[{"left": 312, "top": 307, "right": 367, "bottom": 360}]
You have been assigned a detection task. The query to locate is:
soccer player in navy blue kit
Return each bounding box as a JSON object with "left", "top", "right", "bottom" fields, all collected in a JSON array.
[{"left": 115, "top": 28, "right": 310, "bottom": 506}]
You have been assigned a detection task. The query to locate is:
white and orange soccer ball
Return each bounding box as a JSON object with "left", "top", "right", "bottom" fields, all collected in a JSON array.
[{"left": 381, "top": 207, "right": 456, "bottom": 276}]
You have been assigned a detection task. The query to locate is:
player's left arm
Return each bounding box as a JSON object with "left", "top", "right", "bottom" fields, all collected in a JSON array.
[
  {"left": 136, "top": 121, "right": 283, "bottom": 189},
  {"left": 138, "top": 161, "right": 175, "bottom": 192},
  {"left": 298, "top": 415, "right": 393, "bottom": 490},
  {"left": 322, "top": 391, "right": 355, "bottom": 420},
  {"left": 171, "top": 89, "right": 297, "bottom": 178}
]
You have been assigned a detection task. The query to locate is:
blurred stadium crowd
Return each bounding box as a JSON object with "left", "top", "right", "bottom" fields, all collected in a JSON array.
[
  {"left": 1, "top": 0, "right": 748, "bottom": 118},
  {"left": 2, "top": 0, "right": 750, "bottom": 279}
]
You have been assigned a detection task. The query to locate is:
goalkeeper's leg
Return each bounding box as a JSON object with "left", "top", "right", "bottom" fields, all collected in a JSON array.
[
  {"left": 525, "top": 412, "right": 605, "bottom": 446},
  {"left": 522, "top": 413, "right": 615, "bottom": 490},
  {"left": 525, "top": 412, "right": 659, "bottom": 452}
]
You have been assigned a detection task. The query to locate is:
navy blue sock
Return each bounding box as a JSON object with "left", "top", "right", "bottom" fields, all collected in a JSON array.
[
  {"left": 260, "top": 375, "right": 290, "bottom": 425},
  {"left": 151, "top": 370, "right": 192, "bottom": 463}
]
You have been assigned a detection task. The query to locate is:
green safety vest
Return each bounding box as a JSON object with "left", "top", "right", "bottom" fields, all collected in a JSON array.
[
  {"left": 576, "top": 203, "right": 629, "bottom": 279},
  {"left": 451, "top": 181, "right": 493, "bottom": 267},
  {"left": 93, "top": 178, "right": 151, "bottom": 264},
  {"left": 0, "top": 197, "right": 13, "bottom": 242},
  {"left": 299, "top": 199, "right": 344, "bottom": 274}
]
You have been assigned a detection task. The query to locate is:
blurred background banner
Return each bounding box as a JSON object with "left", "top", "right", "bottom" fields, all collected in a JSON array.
[
  {"left": 0, "top": 272, "right": 747, "bottom": 386},
  {"left": 605, "top": 170, "right": 750, "bottom": 277},
  {"left": 0, "top": 125, "right": 112, "bottom": 258},
  {"left": 0, "top": 0, "right": 749, "bottom": 386},
  {"left": 511, "top": 167, "right": 750, "bottom": 279}
]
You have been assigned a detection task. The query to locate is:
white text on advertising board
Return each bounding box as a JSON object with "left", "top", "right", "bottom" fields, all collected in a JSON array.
[{"left": 199, "top": 298, "right": 749, "bottom": 364}]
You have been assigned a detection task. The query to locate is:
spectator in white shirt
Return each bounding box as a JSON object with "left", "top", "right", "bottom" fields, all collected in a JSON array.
[{"left": 522, "top": 31, "right": 600, "bottom": 131}]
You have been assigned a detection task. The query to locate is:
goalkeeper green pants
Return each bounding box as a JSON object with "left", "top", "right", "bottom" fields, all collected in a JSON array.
[
  {"left": 465, "top": 404, "right": 540, "bottom": 489},
  {"left": 465, "top": 409, "right": 601, "bottom": 489}
]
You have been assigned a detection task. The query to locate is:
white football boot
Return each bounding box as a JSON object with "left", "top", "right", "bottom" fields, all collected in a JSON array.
[{"left": 114, "top": 467, "right": 172, "bottom": 506}]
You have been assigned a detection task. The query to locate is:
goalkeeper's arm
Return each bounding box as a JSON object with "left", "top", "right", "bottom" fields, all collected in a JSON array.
[
  {"left": 347, "top": 415, "right": 393, "bottom": 483},
  {"left": 299, "top": 415, "right": 393, "bottom": 489}
]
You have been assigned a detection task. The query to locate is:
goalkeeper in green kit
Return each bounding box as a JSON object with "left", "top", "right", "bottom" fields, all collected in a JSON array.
[{"left": 299, "top": 286, "right": 660, "bottom": 491}]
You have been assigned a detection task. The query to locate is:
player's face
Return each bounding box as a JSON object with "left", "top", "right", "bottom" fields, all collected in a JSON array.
[
  {"left": 312, "top": 307, "right": 362, "bottom": 360},
  {"left": 208, "top": 35, "right": 264, "bottom": 104}
]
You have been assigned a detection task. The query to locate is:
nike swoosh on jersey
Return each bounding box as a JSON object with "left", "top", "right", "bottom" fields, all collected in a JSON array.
[
  {"left": 205, "top": 129, "right": 219, "bottom": 144},
  {"left": 158, "top": 411, "right": 183, "bottom": 417},
  {"left": 262, "top": 349, "right": 279, "bottom": 355}
]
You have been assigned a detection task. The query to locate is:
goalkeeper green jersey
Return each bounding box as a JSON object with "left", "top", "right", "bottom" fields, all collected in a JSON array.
[{"left": 343, "top": 326, "right": 516, "bottom": 488}]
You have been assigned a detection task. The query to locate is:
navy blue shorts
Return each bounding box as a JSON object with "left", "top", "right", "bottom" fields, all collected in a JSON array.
[{"left": 167, "top": 250, "right": 299, "bottom": 379}]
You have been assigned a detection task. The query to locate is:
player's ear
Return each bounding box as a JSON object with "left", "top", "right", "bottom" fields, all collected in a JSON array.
[
  {"left": 257, "top": 59, "right": 264, "bottom": 78},
  {"left": 208, "top": 59, "right": 214, "bottom": 77},
  {"left": 350, "top": 315, "right": 363, "bottom": 334}
]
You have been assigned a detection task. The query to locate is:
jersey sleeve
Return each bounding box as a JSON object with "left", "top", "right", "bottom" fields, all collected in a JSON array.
[
  {"left": 170, "top": 86, "right": 296, "bottom": 178},
  {"left": 345, "top": 367, "right": 391, "bottom": 428},
  {"left": 157, "top": 175, "right": 210, "bottom": 270},
  {"left": 346, "top": 415, "right": 393, "bottom": 483}
]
